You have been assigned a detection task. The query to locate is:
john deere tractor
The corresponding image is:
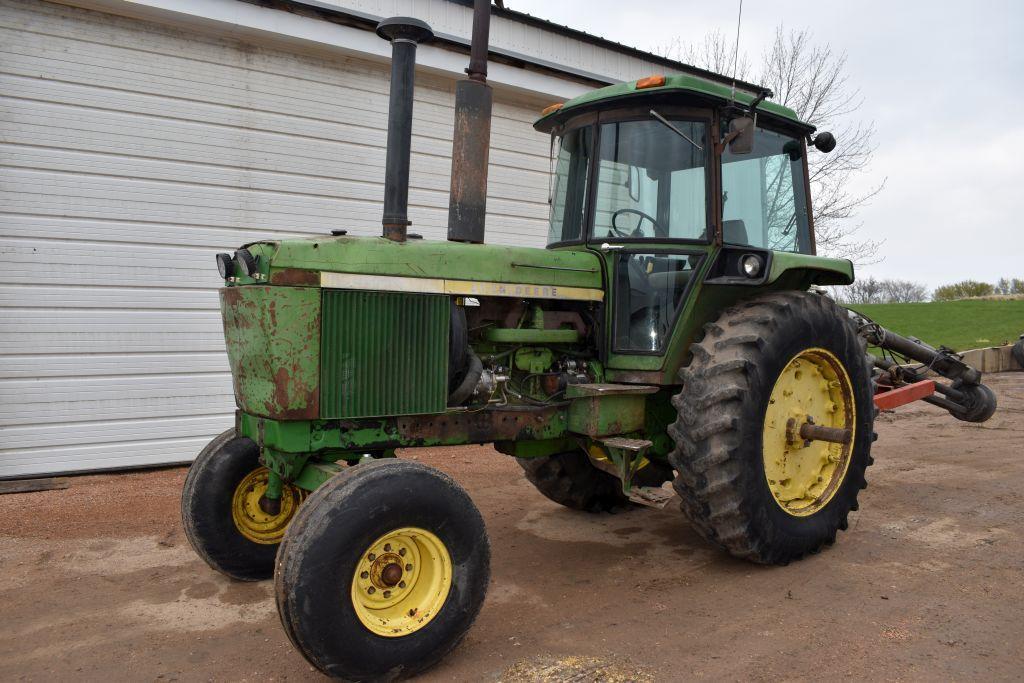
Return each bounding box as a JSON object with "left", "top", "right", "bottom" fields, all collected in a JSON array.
[{"left": 181, "top": 5, "right": 996, "bottom": 680}]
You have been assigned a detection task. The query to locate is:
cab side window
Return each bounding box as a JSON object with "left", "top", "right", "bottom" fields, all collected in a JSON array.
[
  {"left": 721, "top": 127, "right": 812, "bottom": 253},
  {"left": 613, "top": 253, "right": 699, "bottom": 352}
]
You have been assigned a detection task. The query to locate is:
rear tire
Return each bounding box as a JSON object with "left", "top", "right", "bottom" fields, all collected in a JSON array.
[
  {"left": 668, "top": 291, "right": 875, "bottom": 565},
  {"left": 275, "top": 459, "right": 490, "bottom": 681},
  {"left": 517, "top": 449, "right": 672, "bottom": 512}
]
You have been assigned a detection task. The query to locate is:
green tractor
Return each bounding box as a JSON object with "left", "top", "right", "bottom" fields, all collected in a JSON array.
[{"left": 181, "top": 6, "right": 996, "bottom": 680}]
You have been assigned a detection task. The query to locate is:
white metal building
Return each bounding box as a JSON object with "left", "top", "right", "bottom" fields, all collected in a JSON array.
[{"left": 0, "top": 0, "right": 696, "bottom": 477}]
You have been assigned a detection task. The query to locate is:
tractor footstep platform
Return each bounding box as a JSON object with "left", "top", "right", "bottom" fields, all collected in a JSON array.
[{"left": 628, "top": 485, "right": 676, "bottom": 509}]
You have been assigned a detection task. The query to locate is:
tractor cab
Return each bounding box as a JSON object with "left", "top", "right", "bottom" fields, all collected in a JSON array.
[{"left": 535, "top": 75, "right": 842, "bottom": 382}]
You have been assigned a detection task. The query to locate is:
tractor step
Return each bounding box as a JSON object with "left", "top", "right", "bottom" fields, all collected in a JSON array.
[
  {"left": 627, "top": 485, "right": 676, "bottom": 509},
  {"left": 599, "top": 436, "right": 654, "bottom": 452}
]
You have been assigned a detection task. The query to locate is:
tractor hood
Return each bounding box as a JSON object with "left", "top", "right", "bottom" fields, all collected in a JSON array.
[{"left": 235, "top": 235, "right": 604, "bottom": 298}]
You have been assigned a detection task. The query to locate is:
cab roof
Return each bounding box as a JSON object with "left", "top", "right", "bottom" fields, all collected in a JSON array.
[{"left": 534, "top": 73, "right": 811, "bottom": 134}]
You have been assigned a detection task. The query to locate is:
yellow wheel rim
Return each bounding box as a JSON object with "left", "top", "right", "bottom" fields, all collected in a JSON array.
[
  {"left": 351, "top": 527, "right": 452, "bottom": 637},
  {"left": 231, "top": 467, "right": 307, "bottom": 544},
  {"left": 762, "top": 348, "right": 856, "bottom": 517}
]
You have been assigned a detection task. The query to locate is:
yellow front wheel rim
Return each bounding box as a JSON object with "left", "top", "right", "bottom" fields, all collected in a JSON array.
[
  {"left": 762, "top": 348, "right": 856, "bottom": 517},
  {"left": 231, "top": 467, "right": 306, "bottom": 544},
  {"left": 351, "top": 527, "right": 452, "bottom": 637}
]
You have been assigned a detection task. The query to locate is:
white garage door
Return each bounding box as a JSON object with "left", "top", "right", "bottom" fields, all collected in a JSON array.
[{"left": 0, "top": 0, "right": 554, "bottom": 477}]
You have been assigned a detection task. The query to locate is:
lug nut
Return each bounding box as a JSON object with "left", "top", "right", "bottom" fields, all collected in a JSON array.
[
  {"left": 368, "top": 553, "right": 376, "bottom": 561},
  {"left": 360, "top": 571, "right": 369, "bottom": 579},
  {"left": 405, "top": 564, "right": 413, "bottom": 571},
  {"left": 384, "top": 543, "right": 392, "bottom": 552},
  {"left": 367, "top": 587, "right": 376, "bottom": 594},
  {"left": 399, "top": 548, "right": 406, "bottom": 556},
  {"left": 399, "top": 581, "right": 406, "bottom": 589},
  {"left": 383, "top": 590, "right": 391, "bottom": 598}
]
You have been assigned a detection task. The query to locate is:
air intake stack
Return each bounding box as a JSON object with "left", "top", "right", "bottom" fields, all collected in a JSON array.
[
  {"left": 446, "top": 0, "right": 494, "bottom": 244},
  {"left": 376, "top": 17, "right": 434, "bottom": 242}
]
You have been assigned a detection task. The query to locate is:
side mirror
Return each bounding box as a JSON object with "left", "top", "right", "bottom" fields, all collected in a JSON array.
[
  {"left": 728, "top": 116, "right": 755, "bottom": 154},
  {"left": 812, "top": 131, "right": 836, "bottom": 153}
]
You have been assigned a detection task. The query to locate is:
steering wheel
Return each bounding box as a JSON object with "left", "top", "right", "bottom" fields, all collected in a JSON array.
[{"left": 610, "top": 208, "right": 664, "bottom": 238}]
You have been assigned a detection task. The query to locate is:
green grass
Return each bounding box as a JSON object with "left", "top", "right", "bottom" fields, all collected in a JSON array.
[{"left": 847, "top": 299, "right": 1024, "bottom": 352}]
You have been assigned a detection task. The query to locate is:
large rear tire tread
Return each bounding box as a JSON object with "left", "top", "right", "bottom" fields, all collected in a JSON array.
[{"left": 668, "top": 291, "right": 877, "bottom": 565}]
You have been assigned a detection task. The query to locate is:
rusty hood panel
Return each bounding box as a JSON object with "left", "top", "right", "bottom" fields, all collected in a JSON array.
[{"left": 220, "top": 286, "right": 321, "bottom": 420}]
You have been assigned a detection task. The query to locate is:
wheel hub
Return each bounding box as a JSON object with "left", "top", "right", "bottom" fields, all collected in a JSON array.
[
  {"left": 351, "top": 527, "right": 452, "bottom": 637},
  {"left": 762, "top": 348, "right": 856, "bottom": 517},
  {"left": 231, "top": 467, "right": 306, "bottom": 544}
]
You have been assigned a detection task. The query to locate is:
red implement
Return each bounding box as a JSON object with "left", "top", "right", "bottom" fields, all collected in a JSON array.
[{"left": 873, "top": 379, "right": 936, "bottom": 410}]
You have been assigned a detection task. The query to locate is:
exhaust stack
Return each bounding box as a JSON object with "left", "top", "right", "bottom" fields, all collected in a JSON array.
[
  {"left": 376, "top": 17, "right": 434, "bottom": 242},
  {"left": 446, "top": 0, "right": 494, "bottom": 244}
]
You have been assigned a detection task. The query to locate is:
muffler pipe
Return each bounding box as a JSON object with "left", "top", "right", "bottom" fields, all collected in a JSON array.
[
  {"left": 376, "top": 17, "right": 434, "bottom": 242},
  {"left": 447, "top": 0, "right": 494, "bottom": 244}
]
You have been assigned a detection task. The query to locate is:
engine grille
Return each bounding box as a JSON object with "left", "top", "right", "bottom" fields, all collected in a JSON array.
[{"left": 320, "top": 290, "right": 449, "bottom": 418}]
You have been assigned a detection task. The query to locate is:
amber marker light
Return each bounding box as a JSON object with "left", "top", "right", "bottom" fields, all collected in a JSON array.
[
  {"left": 636, "top": 74, "right": 666, "bottom": 89},
  {"left": 540, "top": 102, "right": 564, "bottom": 116}
]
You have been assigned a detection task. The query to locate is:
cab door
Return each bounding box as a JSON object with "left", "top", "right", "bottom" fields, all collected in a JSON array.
[{"left": 582, "top": 107, "right": 718, "bottom": 380}]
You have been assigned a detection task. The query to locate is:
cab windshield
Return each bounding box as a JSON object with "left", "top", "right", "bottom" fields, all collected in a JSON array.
[
  {"left": 547, "top": 116, "right": 812, "bottom": 254},
  {"left": 548, "top": 117, "right": 709, "bottom": 244}
]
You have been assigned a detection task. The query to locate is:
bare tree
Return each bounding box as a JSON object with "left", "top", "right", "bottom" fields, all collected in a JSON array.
[
  {"left": 880, "top": 279, "right": 929, "bottom": 304},
  {"left": 659, "top": 27, "right": 884, "bottom": 264},
  {"left": 660, "top": 30, "right": 751, "bottom": 78},
  {"left": 832, "top": 276, "right": 883, "bottom": 304},
  {"left": 830, "top": 277, "right": 928, "bottom": 305}
]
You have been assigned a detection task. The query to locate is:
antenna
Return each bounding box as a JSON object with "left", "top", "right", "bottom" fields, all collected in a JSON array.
[{"left": 730, "top": 0, "right": 744, "bottom": 103}]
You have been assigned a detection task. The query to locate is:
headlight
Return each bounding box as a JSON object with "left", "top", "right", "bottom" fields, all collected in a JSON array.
[
  {"left": 740, "top": 253, "right": 763, "bottom": 278},
  {"left": 216, "top": 252, "right": 234, "bottom": 279},
  {"left": 235, "top": 249, "right": 259, "bottom": 277}
]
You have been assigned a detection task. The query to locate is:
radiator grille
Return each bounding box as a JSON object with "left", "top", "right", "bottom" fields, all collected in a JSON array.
[{"left": 320, "top": 290, "right": 449, "bottom": 418}]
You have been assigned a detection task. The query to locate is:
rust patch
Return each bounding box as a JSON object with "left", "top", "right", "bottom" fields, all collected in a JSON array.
[
  {"left": 268, "top": 365, "right": 320, "bottom": 420},
  {"left": 269, "top": 268, "right": 320, "bottom": 287},
  {"left": 398, "top": 407, "right": 558, "bottom": 444}
]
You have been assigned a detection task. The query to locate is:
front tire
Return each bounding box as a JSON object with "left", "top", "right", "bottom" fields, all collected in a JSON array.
[
  {"left": 181, "top": 430, "right": 306, "bottom": 580},
  {"left": 668, "top": 291, "right": 875, "bottom": 565},
  {"left": 274, "top": 459, "right": 490, "bottom": 681}
]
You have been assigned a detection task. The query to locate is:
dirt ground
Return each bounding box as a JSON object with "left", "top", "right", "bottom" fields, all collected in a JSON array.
[{"left": 1, "top": 373, "right": 1022, "bottom": 682}]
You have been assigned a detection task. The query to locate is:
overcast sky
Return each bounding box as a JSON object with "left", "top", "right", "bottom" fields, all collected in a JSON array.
[{"left": 509, "top": 0, "right": 1024, "bottom": 288}]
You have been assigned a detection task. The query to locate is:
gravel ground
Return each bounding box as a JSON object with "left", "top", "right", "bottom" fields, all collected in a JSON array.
[{"left": 1, "top": 373, "right": 1022, "bottom": 681}]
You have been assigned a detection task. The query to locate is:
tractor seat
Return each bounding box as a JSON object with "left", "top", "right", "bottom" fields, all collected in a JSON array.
[{"left": 647, "top": 269, "right": 692, "bottom": 289}]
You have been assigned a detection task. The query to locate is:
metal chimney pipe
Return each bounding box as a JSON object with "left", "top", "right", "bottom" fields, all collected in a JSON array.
[
  {"left": 376, "top": 17, "right": 434, "bottom": 242},
  {"left": 446, "top": 0, "right": 493, "bottom": 244}
]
